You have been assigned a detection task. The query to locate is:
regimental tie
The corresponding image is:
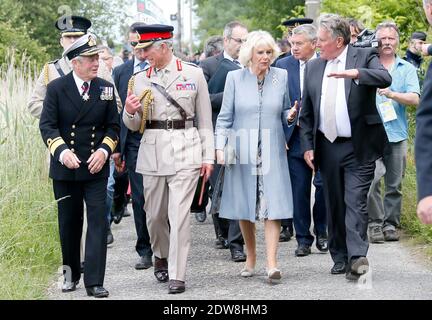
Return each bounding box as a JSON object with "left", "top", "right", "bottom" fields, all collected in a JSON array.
[
  {"left": 323, "top": 59, "right": 339, "bottom": 142},
  {"left": 81, "top": 81, "right": 90, "bottom": 101}
]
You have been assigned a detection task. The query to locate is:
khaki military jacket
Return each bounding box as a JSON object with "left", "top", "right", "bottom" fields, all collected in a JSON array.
[
  {"left": 123, "top": 56, "right": 215, "bottom": 176},
  {"left": 28, "top": 57, "right": 122, "bottom": 118}
]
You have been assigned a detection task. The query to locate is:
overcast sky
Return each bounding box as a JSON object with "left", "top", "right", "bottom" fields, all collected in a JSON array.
[{"left": 131, "top": 0, "right": 197, "bottom": 41}]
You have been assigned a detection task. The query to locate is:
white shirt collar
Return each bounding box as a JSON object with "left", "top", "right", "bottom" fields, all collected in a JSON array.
[
  {"left": 72, "top": 71, "right": 91, "bottom": 94},
  {"left": 299, "top": 52, "right": 317, "bottom": 66},
  {"left": 223, "top": 51, "right": 236, "bottom": 63},
  {"left": 331, "top": 45, "right": 348, "bottom": 66}
]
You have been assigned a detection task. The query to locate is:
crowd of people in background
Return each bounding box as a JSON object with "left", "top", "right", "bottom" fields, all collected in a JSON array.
[{"left": 27, "top": 2, "right": 432, "bottom": 298}]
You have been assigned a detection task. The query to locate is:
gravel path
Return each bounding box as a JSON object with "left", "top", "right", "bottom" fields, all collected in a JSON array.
[{"left": 47, "top": 206, "right": 432, "bottom": 300}]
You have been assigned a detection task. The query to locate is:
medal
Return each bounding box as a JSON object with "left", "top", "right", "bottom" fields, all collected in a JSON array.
[
  {"left": 83, "top": 93, "right": 90, "bottom": 101},
  {"left": 100, "top": 86, "right": 113, "bottom": 100}
]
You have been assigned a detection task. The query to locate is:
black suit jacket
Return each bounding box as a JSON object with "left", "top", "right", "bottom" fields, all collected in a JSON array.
[
  {"left": 112, "top": 58, "right": 142, "bottom": 156},
  {"left": 40, "top": 72, "right": 120, "bottom": 181},
  {"left": 299, "top": 46, "right": 392, "bottom": 165},
  {"left": 416, "top": 62, "right": 432, "bottom": 200},
  {"left": 199, "top": 53, "right": 240, "bottom": 125}
]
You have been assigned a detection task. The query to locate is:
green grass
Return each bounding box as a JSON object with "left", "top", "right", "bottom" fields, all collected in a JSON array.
[
  {"left": 401, "top": 107, "right": 432, "bottom": 253},
  {"left": 0, "top": 53, "right": 61, "bottom": 299}
]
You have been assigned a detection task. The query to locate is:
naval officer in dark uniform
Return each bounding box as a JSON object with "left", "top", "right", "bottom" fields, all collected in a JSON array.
[{"left": 39, "top": 34, "right": 120, "bottom": 298}]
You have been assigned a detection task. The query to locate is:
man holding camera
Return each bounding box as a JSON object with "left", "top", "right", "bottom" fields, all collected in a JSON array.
[{"left": 367, "top": 22, "right": 420, "bottom": 243}]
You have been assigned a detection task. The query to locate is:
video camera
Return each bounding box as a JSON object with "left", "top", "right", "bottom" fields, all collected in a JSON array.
[{"left": 352, "top": 29, "right": 381, "bottom": 48}]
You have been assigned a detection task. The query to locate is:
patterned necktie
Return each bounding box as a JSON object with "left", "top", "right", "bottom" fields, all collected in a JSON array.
[
  {"left": 323, "top": 59, "right": 339, "bottom": 142},
  {"left": 81, "top": 81, "right": 89, "bottom": 99}
]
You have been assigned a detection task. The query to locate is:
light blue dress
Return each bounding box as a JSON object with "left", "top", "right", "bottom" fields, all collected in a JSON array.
[{"left": 215, "top": 67, "right": 294, "bottom": 223}]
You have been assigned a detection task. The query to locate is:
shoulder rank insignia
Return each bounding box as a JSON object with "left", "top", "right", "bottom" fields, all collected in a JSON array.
[{"left": 146, "top": 67, "right": 153, "bottom": 78}]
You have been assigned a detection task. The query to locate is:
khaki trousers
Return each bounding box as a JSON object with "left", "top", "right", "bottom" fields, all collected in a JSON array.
[{"left": 143, "top": 169, "right": 200, "bottom": 281}]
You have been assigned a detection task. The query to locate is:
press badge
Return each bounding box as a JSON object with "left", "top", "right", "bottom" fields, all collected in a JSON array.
[{"left": 378, "top": 100, "right": 397, "bottom": 123}]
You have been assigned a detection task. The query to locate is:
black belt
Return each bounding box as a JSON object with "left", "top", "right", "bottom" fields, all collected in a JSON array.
[
  {"left": 334, "top": 136, "right": 351, "bottom": 143},
  {"left": 145, "top": 119, "right": 195, "bottom": 130},
  {"left": 318, "top": 130, "right": 351, "bottom": 143}
]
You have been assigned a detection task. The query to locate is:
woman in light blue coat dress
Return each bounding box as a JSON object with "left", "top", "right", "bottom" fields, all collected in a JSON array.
[{"left": 215, "top": 31, "right": 296, "bottom": 281}]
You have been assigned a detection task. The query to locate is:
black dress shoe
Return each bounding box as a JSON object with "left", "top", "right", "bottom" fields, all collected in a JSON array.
[
  {"left": 194, "top": 210, "right": 207, "bottom": 222},
  {"left": 135, "top": 255, "right": 153, "bottom": 270},
  {"left": 295, "top": 244, "right": 311, "bottom": 257},
  {"left": 231, "top": 250, "right": 247, "bottom": 262},
  {"left": 331, "top": 262, "right": 347, "bottom": 274},
  {"left": 316, "top": 235, "right": 328, "bottom": 252},
  {"left": 279, "top": 227, "right": 292, "bottom": 242},
  {"left": 86, "top": 286, "right": 109, "bottom": 298},
  {"left": 80, "top": 262, "right": 84, "bottom": 274},
  {"left": 154, "top": 257, "right": 169, "bottom": 282},
  {"left": 62, "top": 280, "right": 79, "bottom": 292},
  {"left": 168, "top": 280, "right": 185, "bottom": 294}
]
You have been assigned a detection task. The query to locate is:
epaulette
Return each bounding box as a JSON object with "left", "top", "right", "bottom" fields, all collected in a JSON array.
[
  {"left": 47, "top": 59, "right": 60, "bottom": 65},
  {"left": 43, "top": 63, "right": 50, "bottom": 86}
]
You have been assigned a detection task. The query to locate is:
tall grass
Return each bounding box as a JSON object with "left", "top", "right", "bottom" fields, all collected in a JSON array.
[
  {"left": 0, "top": 52, "right": 60, "bottom": 299},
  {"left": 401, "top": 107, "right": 432, "bottom": 254}
]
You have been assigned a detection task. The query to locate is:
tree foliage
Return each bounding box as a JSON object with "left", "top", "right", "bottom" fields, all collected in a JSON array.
[
  {"left": 321, "top": 0, "right": 429, "bottom": 50},
  {"left": 0, "top": 0, "right": 132, "bottom": 67},
  {"left": 194, "top": 0, "right": 304, "bottom": 44}
]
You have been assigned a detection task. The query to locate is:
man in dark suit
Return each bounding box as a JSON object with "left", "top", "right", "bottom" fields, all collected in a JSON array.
[
  {"left": 199, "top": 21, "right": 248, "bottom": 262},
  {"left": 276, "top": 23, "right": 328, "bottom": 257},
  {"left": 416, "top": 0, "right": 432, "bottom": 225},
  {"left": 112, "top": 22, "right": 153, "bottom": 270},
  {"left": 39, "top": 34, "right": 120, "bottom": 297},
  {"left": 272, "top": 18, "right": 313, "bottom": 242},
  {"left": 299, "top": 14, "right": 391, "bottom": 280}
]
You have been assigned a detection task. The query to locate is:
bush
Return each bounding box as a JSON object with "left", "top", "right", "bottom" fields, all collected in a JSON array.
[{"left": 0, "top": 21, "right": 49, "bottom": 68}]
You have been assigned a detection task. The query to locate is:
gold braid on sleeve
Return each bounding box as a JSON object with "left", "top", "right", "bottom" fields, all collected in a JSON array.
[
  {"left": 44, "top": 64, "right": 49, "bottom": 86},
  {"left": 138, "top": 89, "right": 154, "bottom": 134}
]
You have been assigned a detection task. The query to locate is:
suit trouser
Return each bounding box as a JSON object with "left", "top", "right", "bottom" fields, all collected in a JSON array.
[
  {"left": 287, "top": 127, "right": 327, "bottom": 246},
  {"left": 53, "top": 178, "right": 108, "bottom": 287},
  {"left": 143, "top": 169, "right": 200, "bottom": 281},
  {"left": 316, "top": 132, "right": 375, "bottom": 265},
  {"left": 367, "top": 140, "right": 407, "bottom": 231},
  {"left": 125, "top": 144, "right": 152, "bottom": 258},
  {"left": 209, "top": 163, "right": 244, "bottom": 251}
]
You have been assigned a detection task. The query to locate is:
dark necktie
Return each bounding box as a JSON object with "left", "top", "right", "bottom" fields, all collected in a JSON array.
[{"left": 233, "top": 59, "right": 241, "bottom": 66}]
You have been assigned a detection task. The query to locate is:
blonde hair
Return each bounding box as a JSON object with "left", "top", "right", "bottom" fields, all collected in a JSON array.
[{"left": 238, "top": 30, "right": 280, "bottom": 67}]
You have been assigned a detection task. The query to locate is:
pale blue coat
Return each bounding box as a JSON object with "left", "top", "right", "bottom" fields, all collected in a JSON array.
[{"left": 215, "top": 67, "right": 293, "bottom": 223}]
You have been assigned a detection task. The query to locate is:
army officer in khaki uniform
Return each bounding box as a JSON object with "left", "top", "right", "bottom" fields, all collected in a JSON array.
[
  {"left": 28, "top": 16, "right": 92, "bottom": 118},
  {"left": 123, "top": 24, "right": 214, "bottom": 294}
]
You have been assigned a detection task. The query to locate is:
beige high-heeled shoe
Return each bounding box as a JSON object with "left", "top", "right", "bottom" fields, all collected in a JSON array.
[
  {"left": 240, "top": 267, "right": 255, "bottom": 277},
  {"left": 267, "top": 268, "right": 281, "bottom": 282}
]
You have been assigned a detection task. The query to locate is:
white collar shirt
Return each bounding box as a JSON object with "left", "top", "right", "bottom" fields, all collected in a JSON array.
[
  {"left": 299, "top": 52, "right": 317, "bottom": 96},
  {"left": 72, "top": 72, "right": 92, "bottom": 95},
  {"left": 319, "top": 45, "right": 352, "bottom": 138},
  {"left": 224, "top": 51, "right": 243, "bottom": 68}
]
